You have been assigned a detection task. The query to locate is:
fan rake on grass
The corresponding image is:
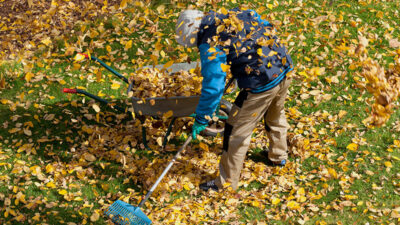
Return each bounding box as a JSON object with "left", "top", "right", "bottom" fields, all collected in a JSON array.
[{"left": 105, "top": 137, "right": 192, "bottom": 225}]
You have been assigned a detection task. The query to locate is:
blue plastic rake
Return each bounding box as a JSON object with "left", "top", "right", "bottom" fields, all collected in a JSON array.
[{"left": 105, "top": 137, "right": 192, "bottom": 225}]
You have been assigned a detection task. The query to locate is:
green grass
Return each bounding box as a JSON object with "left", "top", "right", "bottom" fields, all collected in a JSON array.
[{"left": 1, "top": 0, "right": 400, "bottom": 224}]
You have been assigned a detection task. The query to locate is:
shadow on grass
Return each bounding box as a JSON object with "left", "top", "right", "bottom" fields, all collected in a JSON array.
[{"left": 0, "top": 98, "right": 218, "bottom": 224}]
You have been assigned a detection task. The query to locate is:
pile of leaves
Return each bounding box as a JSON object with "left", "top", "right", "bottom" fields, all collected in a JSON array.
[
  {"left": 0, "top": 0, "right": 122, "bottom": 60},
  {"left": 129, "top": 67, "right": 203, "bottom": 98}
]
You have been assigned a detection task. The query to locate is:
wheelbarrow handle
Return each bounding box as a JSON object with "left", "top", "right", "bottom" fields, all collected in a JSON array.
[
  {"left": 138, "top": 136, "right": 192, "bottom": 208},
  {"left": 78, "top": 53, "right": 129, "bottom": 84},
  {"left": 63, "top": 88, "right": 77, "bottom": 93},
  {"left": 62, "top": 88, "right": 126, "bottom": 113},
  {"left": 223, "top": 77, "right": 235, "bottom": 94}
]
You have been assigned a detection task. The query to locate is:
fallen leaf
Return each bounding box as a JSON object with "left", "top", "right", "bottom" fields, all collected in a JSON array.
[{"left": 389, "top": 39, "right": 400, "bottom": 48}]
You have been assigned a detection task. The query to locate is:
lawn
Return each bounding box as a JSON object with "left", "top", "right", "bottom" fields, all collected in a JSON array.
[{"left": 0, "top": 0, "right": 400, "bottom": 224}]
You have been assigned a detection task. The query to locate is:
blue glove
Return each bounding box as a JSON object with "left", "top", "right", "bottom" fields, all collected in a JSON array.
[{"left": 192, "top": 121, "right": 208, "bottom": 140}]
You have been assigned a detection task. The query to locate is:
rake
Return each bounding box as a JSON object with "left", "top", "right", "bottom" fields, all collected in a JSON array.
[{"left": 105, "top": 136, "right": 193, "bottom": 225}]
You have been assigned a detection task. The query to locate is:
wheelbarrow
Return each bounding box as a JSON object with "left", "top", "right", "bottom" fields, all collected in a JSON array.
[{"left": 63, "top": 54, "right": 234, "bottom": 149}]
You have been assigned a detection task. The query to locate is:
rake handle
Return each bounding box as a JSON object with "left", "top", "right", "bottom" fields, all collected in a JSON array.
[{"left": 138, "top": 136, "right": 192, "bottom": 208}]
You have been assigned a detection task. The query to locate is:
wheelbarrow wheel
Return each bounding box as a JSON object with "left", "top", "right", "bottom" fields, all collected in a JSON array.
[{"left": 203, "top": 99, "right": 232, "bottom": 137}]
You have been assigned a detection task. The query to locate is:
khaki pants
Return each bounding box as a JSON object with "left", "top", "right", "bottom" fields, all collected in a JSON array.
[{"left": 215, "top": 77, "right": 291, "bottom": 190}]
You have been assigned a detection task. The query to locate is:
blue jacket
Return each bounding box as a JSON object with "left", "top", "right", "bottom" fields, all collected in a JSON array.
[{"left": 195, "top": 9, "right": 294, "bottom": 124}]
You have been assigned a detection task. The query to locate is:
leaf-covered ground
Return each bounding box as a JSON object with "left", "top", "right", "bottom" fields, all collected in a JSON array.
[{"left": 1, "top": 0, "right": 400, "bottom": 224}]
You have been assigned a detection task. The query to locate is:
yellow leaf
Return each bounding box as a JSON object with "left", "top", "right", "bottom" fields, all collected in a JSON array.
[
  {"left": 74, "top": 53, "right": 86, "bottom": 62},
  {"left": 25, "top": 72, "right": 34, "bottom": 82},
  {"left": 344, "top": 195, "right": 358, "bottom": 200},
  {"left": 101, "top": 183, "right": 109, "bottom": 191},
  {"left": 287, "top": 201, "right": 300, "bottom": 210},
  {"left": 232, "top": 109, "right": 239, "bottom": 117},
  {"left": 84, "top": 153, "right": 96, "bottom": 162},
  {"left": 199, "top": 142, "right": 209, "bottom": 151},
  {"left": 106, "top": 45, "right": 112, "bottom": 52},
  {"left": 338, "top": 110, "right": 347, "bottom": 119},
  {"left": 156, "top": 4, "right": 165, "bottom": 14},
  {"left": 208, "top": 48, "right": 216, "bottom": 53},
  {"left": 23, "top": 128, "right": 32, "bottom": 136},
  {"left": 328, "top": 167, "right": 338, "bottom": 179},
  {"left": 268, "top": 51, "right": 277, "bottom": 57},
  {"left": 0, "top": 75, "right": 5, "bottom": 89},
  {"left": 156, "top": 137, "right": 162, "bottom": 146},
  {"left": 183, "top": 184, "right": 191, "bottom": 191},
  {"left": 221, "top": 64, "right": 230, "bottom": 72},
  {"left": 163, "top": 110, "right": 173, "bottom": 118},
  {"left": 58, "top": 189, "right": 67, "bottom": 195},
  {"left": 223, "top": 182, "right": 231, "bottom": 188},
  {"left": 73, "top": 63, "right": 81, "bottom": 70},
  {"left": 298, "top": 71, "right": 308, "bottom": 77},
  {"left": 282, "top": 57, "right": 287, "bottom": 65},
  {"left": 346, "top": 143, "right": 358, "bottom": 151},
  {"left": 32, "top": 213, "right": 40, "bottom": 221},
  {"left": 376, "top": 11, "right": 384, "bottom": 19},
  {"left": 111, "top": 83, "right": 120, "bottom": 90},
  {"left": 384, "top": 161, "right": 392, "bottom": 168},
  {"left": 125, "top": 40, "right": 133, "bottom": 51},
  {"left": 1, "top": 99, "right": 9, "bottom": 104},
  {"left": 46, "top": 182, "right": 56, "bottom": 188},
  {"left": 9, "top": 128, "right": 20, "bottom": 134},
  {"left": 216, "top": 25, "right": 225, "bottom": 33},
  {"left": 41, "top": 37, "right": 52, "bottom": 46},
  {"left": 257, "top": 48, "right": 264, "bottom": 57},
  {"left": 160, "top": 50, "right": 166, "bottom": 58},
  {"left": 298, "top": 195, "right": 307, "bottom": 203},
  {"left": 271, "top": 198, "right": 280, "bottom": 205},
  {"left": 220, "top": 7, "right": 228, "bottom": 15},
  {"left": 297, "top": 188, "right": 305, "bottom": 196},
  {"left": 92, "top": 104, "right": 100, "bottom": 113},
  {"left": 267, "top": 4, "right": 273, "bottom": 9},
  {"left": 65, "top": 47, "right": 75, "bottom": 56},
  {"left": 163, "top": 60, "right": 174, "bottom": 68},
  {"left": 46, "top": 164, "right": 54, "bottom": 173},
  {"left": 90, "top": 212, "right": 100, "bottom": 222},
  {"left": 251, "top": 200, "right": 260, "bottom": 207},
  {"left": 208, "top": 55, "right": 216, "bottom": 61}
]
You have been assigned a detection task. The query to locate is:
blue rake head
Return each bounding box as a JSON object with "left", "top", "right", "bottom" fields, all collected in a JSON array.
[{"left": 105, "top": 200, "right": 152, "bottom": 225}]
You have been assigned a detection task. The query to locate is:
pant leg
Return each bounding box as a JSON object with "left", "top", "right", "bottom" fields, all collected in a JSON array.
[
  {"left": 264, "top": 77, "right": 292, "bottom": 163},
  {"left": 216, "top": 87, "right": 280, "bottom": 190}
]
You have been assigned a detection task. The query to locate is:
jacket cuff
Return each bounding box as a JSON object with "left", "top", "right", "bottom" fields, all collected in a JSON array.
[{"left": 195, "top": 114, "right": 209, "bottom": 125}]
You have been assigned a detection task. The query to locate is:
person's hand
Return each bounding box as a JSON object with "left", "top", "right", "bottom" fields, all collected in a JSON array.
[{"left": 192, "top": 121, "right": 208, "bottom": 140}]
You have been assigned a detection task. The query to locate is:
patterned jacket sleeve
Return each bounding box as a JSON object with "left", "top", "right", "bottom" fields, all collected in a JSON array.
[{"left": 250, "top": 10, "right": 273, "bottom": 27}]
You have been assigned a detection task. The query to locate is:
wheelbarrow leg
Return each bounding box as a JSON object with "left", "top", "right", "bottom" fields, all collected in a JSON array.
[
  {"left": 138, "top": 116, "right": 151, "bottom": 151},
  {"left": 163, "top": 117, "right": 177, "bottom": 149},
  {"left": 140, "top": 117, "right": 176, "bottom": 151}
]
